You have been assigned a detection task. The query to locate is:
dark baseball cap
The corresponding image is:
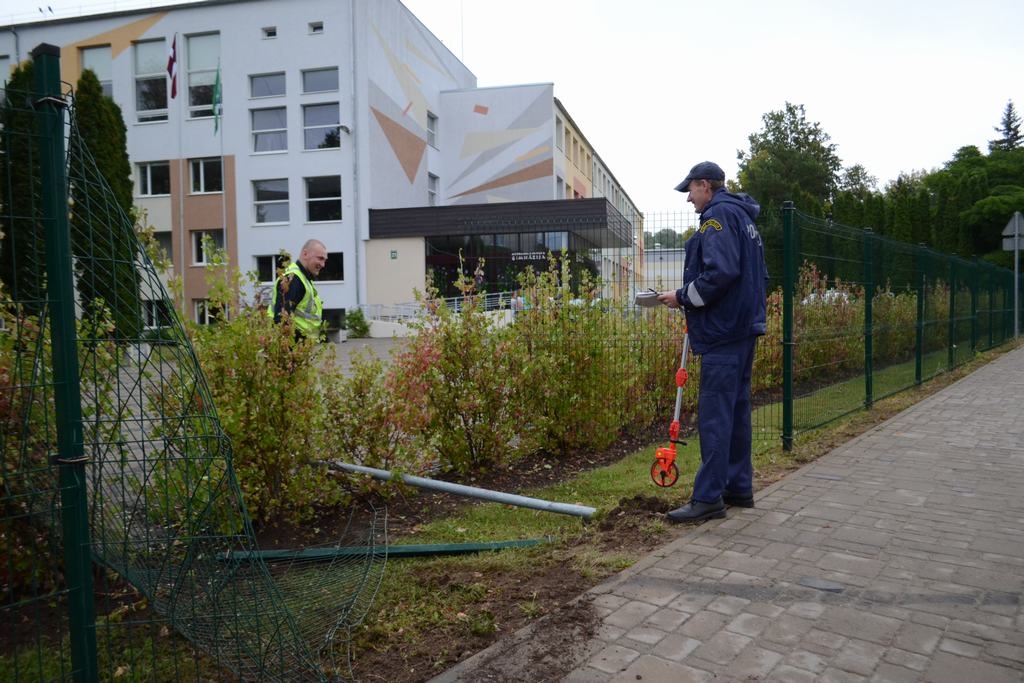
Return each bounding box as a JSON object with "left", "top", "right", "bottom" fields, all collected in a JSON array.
[{"left": 674, "top": 161, "right": 725, "bottom": 192}]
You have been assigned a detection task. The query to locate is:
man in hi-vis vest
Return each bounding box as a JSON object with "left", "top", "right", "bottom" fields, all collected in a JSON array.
[{"left": 268, "top": 239, "right": 327, "bottom": 341}]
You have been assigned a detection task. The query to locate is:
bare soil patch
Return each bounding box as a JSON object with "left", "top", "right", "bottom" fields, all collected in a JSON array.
[{"left": 250, "top": 421, "right": 682, "bottom": 682}]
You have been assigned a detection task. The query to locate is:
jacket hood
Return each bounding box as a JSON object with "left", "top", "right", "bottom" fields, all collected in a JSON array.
[{"left": 707, "top": 189, "right": 761, "bottom": 221}]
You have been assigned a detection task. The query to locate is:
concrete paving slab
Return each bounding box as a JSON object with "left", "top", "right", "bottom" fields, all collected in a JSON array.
[{"left": 433, "top": 344, "right": 1024, "bottom": 682}]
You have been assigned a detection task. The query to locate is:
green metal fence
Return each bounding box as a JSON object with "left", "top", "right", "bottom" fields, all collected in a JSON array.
[
  {"left": 2, "top": 45, "right": 384, "bottom": 682},
  {"left": 778, "top": 201, "right": 1019, "bottom": 448}
]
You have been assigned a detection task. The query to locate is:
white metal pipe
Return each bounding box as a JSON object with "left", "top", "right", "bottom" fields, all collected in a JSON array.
[{"left": 332, "top": 461, "right": 596, "bottom": 520}]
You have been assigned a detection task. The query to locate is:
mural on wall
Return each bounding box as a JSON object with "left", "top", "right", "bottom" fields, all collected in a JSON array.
[
  {"left": 367, "top": 12, "right": 466, "bottom": 196},
  {"left": 445, "top": 86, "right": 553, "bottom": 203},
  {"left": 56, "top": 12, "right": 167, "bottom": 85},
  {"left": 368, "top": 11, "right": 554, "bottom": 206}
]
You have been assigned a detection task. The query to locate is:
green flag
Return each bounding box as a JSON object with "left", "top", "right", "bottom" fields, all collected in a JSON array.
[{"left": 213, "top": 64, "right": 222, "bottom": 134}]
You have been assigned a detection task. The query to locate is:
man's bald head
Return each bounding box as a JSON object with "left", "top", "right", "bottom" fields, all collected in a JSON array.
[{"left": 298, "top": 239, "right": 328, "bottom": 277}]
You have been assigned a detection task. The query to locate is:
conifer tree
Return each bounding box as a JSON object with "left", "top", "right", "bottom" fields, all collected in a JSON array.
[
  {"left": 69, "top": 69, "right": 143, "bottom": 341},
  {"left": 0, "top": 62, "right": 46, "bottom": 314},
  {"left": 989, "top": 100, "right": 1022, "bottom": 152}
]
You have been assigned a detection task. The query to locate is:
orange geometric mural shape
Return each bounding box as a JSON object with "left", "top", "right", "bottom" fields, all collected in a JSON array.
[
  {"left": 60, "top": 12, "right": 167, "bottom": 86},
  {"left": 452, "top": 158, "right": 553, "bottom": 199},
  {"left": 473, "top": 104, "right": 489, "bottom": 115},
  {"left": 573, "top": 177, "right": 588, "bottom": 198},
  {"left": 371, "top": 106, "right": 427, "bottom": 184}
]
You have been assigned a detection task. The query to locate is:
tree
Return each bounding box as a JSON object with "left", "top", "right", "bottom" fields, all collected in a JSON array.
[
  {"left": 736, "top": 102, "right": 843, "bottom": 213},
  {"left": 69, "top": 69, "right": 143, "bottom": 341},
  {"left": 924, "top": 142, "right": 1024, "bottom": 259},
  {"left": 0, "top": 62, "right": 46, "bottom": 314},
  {"left": 884, "top": 172, "right": 928, "bottom": 243},
  {"left": 831, "top": 190, "right": 865, "bottom": 228},
  {"left": 989, "top": 100, "right": 1022, "bottom": 152},
  {"left": 643, "top": 228, "right": 686, "bottom": 249},
  {"left": 838, "top": 164, "right": 878, "bottom": 198}
]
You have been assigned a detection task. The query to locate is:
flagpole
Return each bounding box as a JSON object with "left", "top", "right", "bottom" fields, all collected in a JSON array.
[
  {"left": 168, "top": 32, "right": 187, "bottom": 319},
  {"left": 215, "top": 58, "right": 228, "bottom": 285}
]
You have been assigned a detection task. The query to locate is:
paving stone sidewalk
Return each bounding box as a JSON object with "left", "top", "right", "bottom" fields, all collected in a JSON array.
[{"left": 435, "top": 344, "right": 1024, "bottom": 682}]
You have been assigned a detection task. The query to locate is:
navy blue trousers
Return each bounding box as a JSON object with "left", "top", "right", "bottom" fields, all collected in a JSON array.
[{"left": 691, "top": 335, "right": 758, "bottom": 504}]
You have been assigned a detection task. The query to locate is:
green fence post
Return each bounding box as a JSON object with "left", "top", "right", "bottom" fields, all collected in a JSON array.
[
  {"left": 915, "top": 244, "right": 926, "bottom": 386},
  {"left": 1008, "top": 269, "right": 1015, "bottom": 343},
  {"left": 33, "top": 43, "right": 99, "bottom": 682},
  {"left": 970, "top": 257, "right": 979, "bottom": 353},
  {"left": 862, "top": 228, "right": 874, "bottom": 409},
  {"left": 988, "top": 264, "right": 995, "bottom": 350},
  {"left": 1007, "top": 266, "right": 1015, "bottom": 342},
  {"left": 781, "top": 201, "right": 795, "bottom": 451},
  {"left": 947, "top": 259, "right": 957, "bottom": 371}
]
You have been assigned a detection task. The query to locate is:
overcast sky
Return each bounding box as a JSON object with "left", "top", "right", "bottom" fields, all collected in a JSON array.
[{"left": 6, "top": 0, "right": 1024, "bottom": 211}]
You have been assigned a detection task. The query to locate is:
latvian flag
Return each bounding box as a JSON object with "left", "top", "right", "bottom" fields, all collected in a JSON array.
[{"left": 167, "top": 34, "right": 178, "bottom": 99}]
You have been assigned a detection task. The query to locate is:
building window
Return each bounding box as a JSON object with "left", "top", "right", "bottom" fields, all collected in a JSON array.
[
  {"left": 187, "top": 33, "right": 219, "bottom": 119},
  {"left": 302, "top": 67, "right": 338, "bottom": 93},
  {"left": 250, "top": 72, "right": 285, "bottom": 98},
  {"left": 194, "top": 299, "right": 222, "bottom": 325},
  {"left": 0, "top": 56, "right": 10, "bottom": 93},
  {"left": 322, "top": 308, "right": 344, "bottom": 332},
  {"left": 132, "top": 40, "right": 168, "bottom": 122},
  {"left": 426, "top": 111, "right": 438, "bottom": 148},
  {"left": 255, "top": 254, "right": 289, "bottom": 283},
  {"left": 138, "top": 161, "right": 170, "bottom": 196},
  {"left": 555, "top": 118, "right": 564, "bottom": 151},
  {"left": 305, "top": 176, "right": 341, "bottom": 222},
  {"left": 254, "top": 179, "right": 289, "bottom": 223},
  {"left": 143, "top": 299, "right": 173, "bottom": 328},
  {"left": 428, "top": 173, "right": 439, "bottom": 206},
  {"left": 152, "top": 231, "right": 173, "bottom": 265},
  {"left": 190, "top": 157, "right": 223, "bottom": 193},
  {"left": 308, "top": 21, "right": 324, "bottom": 34},
  {"left": 303, "top": 103, "right": 340, "bottom": 150},
  {"left": 555, "top": 175, "right": 565, "bottom": 200},
  {"left": 80, "top": 45, "right": 112, "bottom": 97},
  {"left": 192, "top": 229, "right": 224, "bottom": 265},
  {"left": 320, "top": 252, "right": 344, "bottom": 281},
  {"left": 252, "top": 107, "right": 287, "bottom": 152},
  {"left": 262, "top": 26, "right": 277, "bottom": 39}
]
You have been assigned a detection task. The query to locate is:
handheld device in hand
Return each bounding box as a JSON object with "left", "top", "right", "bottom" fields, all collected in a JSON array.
[{"left": 634, "top": 290, "right": 662, "bottom": 308}]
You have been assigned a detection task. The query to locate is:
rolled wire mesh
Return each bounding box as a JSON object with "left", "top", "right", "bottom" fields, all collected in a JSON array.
[{"left": 1, "top": 79, "right": 385, "bottom": 682}]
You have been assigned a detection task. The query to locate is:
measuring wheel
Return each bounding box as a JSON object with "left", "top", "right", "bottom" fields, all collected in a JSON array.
[{"left": 650, "top": 459, "right": 679, "bottom": 487}]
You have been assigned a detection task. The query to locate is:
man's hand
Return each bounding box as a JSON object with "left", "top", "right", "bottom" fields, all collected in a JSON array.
[{"left": 657, "top": 291, "right": 681, "bottom": 309}]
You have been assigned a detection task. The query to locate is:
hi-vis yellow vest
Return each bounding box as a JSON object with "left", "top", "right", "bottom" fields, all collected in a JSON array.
[{"left": 267, "top": 262, "right": 323, "bottom": 338}]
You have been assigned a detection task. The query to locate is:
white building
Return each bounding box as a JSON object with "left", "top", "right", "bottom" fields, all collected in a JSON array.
[
  {"left": 1, "top": 0, "right": 642, "bottom": 328},
  {"left": 643, "top": 246, "right": 686, "bottom": 293}
]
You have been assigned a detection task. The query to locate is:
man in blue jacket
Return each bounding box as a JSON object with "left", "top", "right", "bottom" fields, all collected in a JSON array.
[{"left": 657, "top": 161, "right": 768, "bottom": 522}]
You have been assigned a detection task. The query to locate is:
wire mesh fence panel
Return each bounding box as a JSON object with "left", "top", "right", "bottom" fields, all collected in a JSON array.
[
  {"left": 781, "top": 204, "right": 1019, "bottom": 444},
  {"left": 865, "top": 230, "right": 920, "bottom": 404},
  {"left": 2, "top": 48, "right": 384, "bottom": 682},
  {"left": 789, "top": 214, "right": 870, "bottom": 430}
]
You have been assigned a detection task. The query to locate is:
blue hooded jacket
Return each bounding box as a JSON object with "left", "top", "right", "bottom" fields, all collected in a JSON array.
[{"left": 675, "top": 189, "right": 768, "bottom": 353}]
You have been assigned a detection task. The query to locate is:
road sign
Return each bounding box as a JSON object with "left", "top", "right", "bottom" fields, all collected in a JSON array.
[{"left": 1002, "top": 211, "right": 1023, "bottom": 248}]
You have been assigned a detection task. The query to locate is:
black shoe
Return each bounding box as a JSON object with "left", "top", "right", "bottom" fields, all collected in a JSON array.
[
  {"left": 723, "top": 491, "right": 755, "bottom": 508},
  {"left": 666, "top": 499, "right": 726, "bottom": 523}
]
